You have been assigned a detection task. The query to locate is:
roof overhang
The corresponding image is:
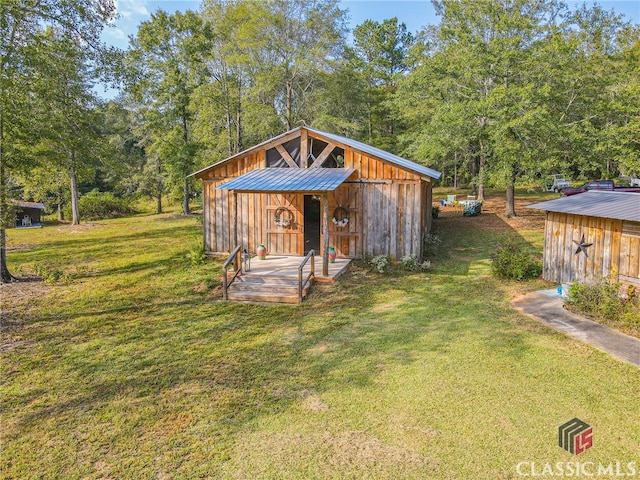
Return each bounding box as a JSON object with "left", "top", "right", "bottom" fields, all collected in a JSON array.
[
  {"left": 10, "top": 200, "right": 45, "bottom": 210},
  {"left": 526, "top": 191, "right": 640, "bottom": 222},
  {"left": 190, "top": 126, "right": 441, "bottom": 181},
  {"left": 216, "top": 167, "right": 356, "bottom": 193}
]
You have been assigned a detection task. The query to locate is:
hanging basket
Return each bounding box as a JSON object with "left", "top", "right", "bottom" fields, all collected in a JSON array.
[
  {"left": 332, "top": 206, "right": 349, "bottom": 228},
  {"left": 273, "top": 207, "right": 293, "bottom": 228}
]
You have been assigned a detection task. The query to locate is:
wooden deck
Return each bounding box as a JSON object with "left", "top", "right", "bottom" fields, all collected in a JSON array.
[{"left": 226, "top": 255, "right": 351, "bottom": 304}]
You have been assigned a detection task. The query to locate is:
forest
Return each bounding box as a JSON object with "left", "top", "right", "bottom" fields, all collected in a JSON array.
[{"left": 1, "top": 0, "right": 639, "bottom": 281}]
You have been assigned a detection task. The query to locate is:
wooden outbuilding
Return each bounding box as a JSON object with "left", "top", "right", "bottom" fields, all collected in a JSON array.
[
  {"left": 191, "top": 127, "right": 441, "bottom": 274},
  {"left": 9, "top": 200, "right": 45, "bottom": 228},
  {"left": 527, "top": 191, "right": 640, "bottom": 287}
]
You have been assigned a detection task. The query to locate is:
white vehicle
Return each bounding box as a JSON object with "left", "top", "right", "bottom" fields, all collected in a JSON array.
[
  {"left": 544, "top": 174, "right": 572, "bottom": 192},
  {"left": 620, "top": 175, "right": 640, "bottom": 187}
]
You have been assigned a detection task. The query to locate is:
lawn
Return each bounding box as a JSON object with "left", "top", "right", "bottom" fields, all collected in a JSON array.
[{"left": 2, "top": 192, "right": 639, "bottom": 479}]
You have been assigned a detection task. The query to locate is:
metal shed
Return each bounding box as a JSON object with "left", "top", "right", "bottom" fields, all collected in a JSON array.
[{"left": 527, "top": 191, "right": 640, "bottom": 286}]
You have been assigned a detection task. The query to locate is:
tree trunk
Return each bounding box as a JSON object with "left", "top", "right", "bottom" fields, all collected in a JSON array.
[
  {"left": 236, "top": 77, "right": 242, "bottom": 153},
  {"left": 367, "top": 92, "right": 373, "bottom": 144},
  {"left": 183, "top": 177, "right": 190, "bottom": 215},
  {"left": 454, "top": 152, "right": 458, "bottom": 189},
  {"left": 0, "top": 108, "right": 14, "bottom": 282},
  {"left": 223, "top": 70, "right": 233, "bottom": 156},
  {"left": 477, "top": 140, "right": 486, "bottom": 202},
  {"left": 505, "top": 168, "right": 517, "bottom": 218},
  {"left": 70, "top": 157, "right": 80, "bottom": 225},
  {"left": 156, "top": 158, "right": 163, "bottom": 214},
  {"left": 181, "top": 111, "right": 191, "bottom": 216},
  {"left": 57, "top": 186, "right": 64, "bottom": 221},
  {"left": 470, "top": 155, "right": 478, "bottom": 196},
  {"left": 225, "top": 108, "right": 233, "bottom": 156},
  {"left": 285, "top": 80, "right": 293, "bottom": 130}
]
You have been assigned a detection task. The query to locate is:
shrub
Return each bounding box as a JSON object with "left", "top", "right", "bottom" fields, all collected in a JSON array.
[
  {"left": 490, "top": 239, "right": 541, "bottom": 280},
  {"left": 34, "top": 263, "right": 69, "bottom": 284},
  {"left": 423, "top": 233, "right": 442, "bottom": 257},
  {"left": 567, "top": 281, "right": 637, "bottom": 322},
  {"left": 186, "top": 238, "right": 206, "bottom": 266},
  {"left": 401, "top": 254, "right": 431, "bottom": 272},
  {"left": 369, "top": 255, "right": 391, "bottom": 274},
  {"left": 432, "top": 206, "right": 440, "bottom": 219},
  {"left": 74, "top": 191, "right": 136, "bottom": 220}
]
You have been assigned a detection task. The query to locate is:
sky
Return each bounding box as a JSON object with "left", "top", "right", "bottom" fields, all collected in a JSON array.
[
  {"left": 103, "top": 0, "right": 640, "bottom": 50},
  {"left": 99, "top": 0, "right": 640, "bottom": 97}
]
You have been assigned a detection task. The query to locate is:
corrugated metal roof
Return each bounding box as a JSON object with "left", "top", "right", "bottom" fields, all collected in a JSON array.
[
  {"left": 305, "top": 127, "right": 442, "bottom": 180},
  {"left": 191, "top": 127, "right": 441, "bottom": 180},
  {"left": 216, "top": 167, "right": 356, "bottom": 192},
  {"left": 10, "top": 199, "right": 45, "bottom": 209},
  {"left": 526, "top": 191, "right": 640, "bottom": 222}
]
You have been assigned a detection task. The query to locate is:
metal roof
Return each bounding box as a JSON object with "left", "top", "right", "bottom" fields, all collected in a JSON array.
[
  {"left": 10, "top": 199, "right": 45, "bottom": 209},
  {"left": 526, "top": 191, "right": 640, "bottom": 222},
  {"left": 216, "top": 167, "right": 356, "bottom": 193},
  {"left": 191, "top": 127, "right": 441, "bottom": 180},
  {"left": 305, "top": 127, "right": 442, "bottom": 180}
]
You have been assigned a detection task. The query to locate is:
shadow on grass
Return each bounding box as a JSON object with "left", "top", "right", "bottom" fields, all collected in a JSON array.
[
  {"left": 2, "top": 207, "right": 550, "bottom": 476},
  {"left": 429, "top": 212, "right": 541, "bottom": 276}
]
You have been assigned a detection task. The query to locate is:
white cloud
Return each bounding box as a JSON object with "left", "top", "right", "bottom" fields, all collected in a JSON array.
[
  {"left": 116, "top": 0, "right": 149, "bottom": 19},
  {"left": 105, "top": 27, "right": 127, "bottom": 40}
]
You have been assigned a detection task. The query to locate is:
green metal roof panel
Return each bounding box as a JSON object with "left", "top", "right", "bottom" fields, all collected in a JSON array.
[{"left": 216, "top": 167, "right": 356, "bottom": 192}]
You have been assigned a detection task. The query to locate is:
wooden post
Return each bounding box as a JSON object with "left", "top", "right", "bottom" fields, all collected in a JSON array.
[
  {"left": 231, "top": 192, "right": 238, "bottom": 249},
  {"left": 323, "top": 194, "right": 329, "bottom": 277}
]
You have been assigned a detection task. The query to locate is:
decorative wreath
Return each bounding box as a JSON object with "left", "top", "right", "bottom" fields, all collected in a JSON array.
[
  {"left": 332, "top": 206, "right": 350, "bottom": 228},
  {"left": 273, "top": 207, "right": 293, "bottom": 228}
]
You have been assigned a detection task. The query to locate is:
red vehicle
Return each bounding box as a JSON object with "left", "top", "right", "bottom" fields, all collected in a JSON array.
[{"left": 560, "top": 179, "right": 640, "bottom": 196}]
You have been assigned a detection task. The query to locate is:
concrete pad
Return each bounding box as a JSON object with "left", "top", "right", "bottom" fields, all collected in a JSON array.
[{"left": 511, "top": 292, "right": 640, "bottom": 368}]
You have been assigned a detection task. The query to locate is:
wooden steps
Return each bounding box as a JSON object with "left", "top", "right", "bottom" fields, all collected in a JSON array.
[{"left": 226, "top": 275, "right": 311, "bottom": 304}]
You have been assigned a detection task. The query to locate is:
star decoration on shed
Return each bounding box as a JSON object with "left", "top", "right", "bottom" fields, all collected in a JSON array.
[{"left": 573, "top": 235, "right": 593, "bottom": 257}]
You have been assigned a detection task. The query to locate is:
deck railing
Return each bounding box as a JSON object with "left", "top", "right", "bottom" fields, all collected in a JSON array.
[
  {"left": 297, "top": 249, "right": 315, "bottom": 304},
  {"left": 222, "top": 245, "right": 241, "bottom": 300}
]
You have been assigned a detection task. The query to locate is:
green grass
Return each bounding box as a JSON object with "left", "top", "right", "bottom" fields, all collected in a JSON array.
[{"left": 2, "top": 198, "right": 639, "bottom": 479}]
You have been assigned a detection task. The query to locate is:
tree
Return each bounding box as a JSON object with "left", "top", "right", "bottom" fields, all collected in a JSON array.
[
  {"left": 542, "top": 6, "right": 640, "bottom": 180},
  {"left": 350, "top": 17, "right": 413, "bottom": 149},
  {"left": 400, "top": 0, "right": 567, "bottom": 215},
  {"left": 0, "top": 0, "right": 115, "bottom": 282},
  {"left": 400, "top": 1, "right": 638, "bottom": 216},
  {"left": 32, "top": 28, "right": 108, "bottom": 225},
  {"left": 244, "top": 0, "right": 347, "bottom": 130},
  {"left": 126, "top": 10, "right": 207, "bottom": 215}
]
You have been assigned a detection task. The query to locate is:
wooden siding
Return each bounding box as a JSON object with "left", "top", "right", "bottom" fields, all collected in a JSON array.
[
  {"left": 619, "top": 221, "right": 640, "bottom": 286},
  {"left": 200, "top": 133, "right": 433, "bottom": 260},
  {"left": 329, "top": 183, "right": 362, "bottom": 258},
  {"left": 542, "top": 212, "right": 633, "bottom": 285}
]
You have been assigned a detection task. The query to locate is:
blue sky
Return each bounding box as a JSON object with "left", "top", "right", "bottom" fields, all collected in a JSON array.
[
  {"left": 98, "top": 0, "right": 639, "bottom": 98},
  {"left": 103, "top": 0, "right": 640, "bottom": 50}
]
